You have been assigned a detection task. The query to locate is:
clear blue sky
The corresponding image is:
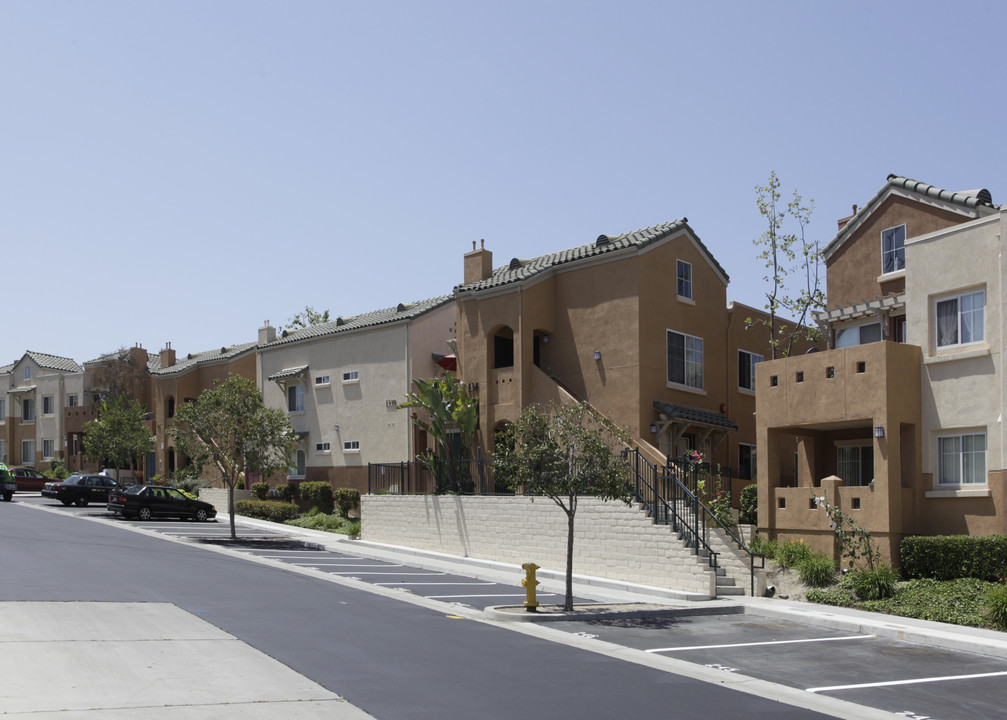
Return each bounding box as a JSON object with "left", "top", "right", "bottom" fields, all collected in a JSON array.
[{"left": 3, "top": 1, "right": 1004, "bottom": 365}]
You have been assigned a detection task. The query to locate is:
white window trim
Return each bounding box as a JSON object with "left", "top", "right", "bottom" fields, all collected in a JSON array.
[
  {"left": 67, "top": 394, "right": 79, "bottom": 407},
  {"left": 21, "top": 440, "right": 35, "bottom": 466},
  {"left": 315, "top": 441, "right": 331, "bottom": 454},
  {"left": 287, "top": 384, "right": 306, "bottom": 414},
  {"left": 676, "top": 259, "right": 693, "bottom": 301},
  {"left": 880, "top": 223, "right": 906, "bottom": 276},
  {"left": 935, "top": 430, "right": 987, "bottom": 487},
  {"left": 666, "top": 329, "right": 704, "bottom": 391},
  {"left": 42, "top": 395, "right": 55, "bottom": 416},
  {"left": 22, "top": 398, "right": 35, "bottom": 423},
  {"left": 314, "top": 375, "right": 331, "bottom": 387},
  {"left": 42, "top": 439, "right": 55, "bottom": 461},
  {"left": 288, "top": 449, "right": 306, "bottom": 479},
  {"left": 738, "top": 349, "right": 763, "bottom": 393},
  {"left": 834, "top": 320, "right": 882, "bottom": 348},
  {"left": 342, "top": 370, "right": 360, "bottom": 384},
  {"left": 343, "top": 440, "right": 360, "bottom": 454},
  {"left": 934, "top": 288, "right": 985, "bottom": 351}
]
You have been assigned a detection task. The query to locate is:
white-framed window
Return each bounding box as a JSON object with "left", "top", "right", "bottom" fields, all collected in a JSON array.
[
  {"left": 676, "top": 260, "right": 693, "bottom": 299},
  {"left": 938, "top": 432, "right": 986, "bottom": 485},
  {"left": 881, "top": 224, "right": 906, "bottom": 274},
  {"left": 42, "top": 395, "right": 55, "bottom": 415},
  {"left": 835, "top": 322, "right": 882, "bottom": 348},
  {"left": 315, "top": 441, "right": 331, "bottom": 453},
  {"left": 24, "top": 366, "right": 30, "bottom": 380},
  {"left": 42, "top": 439, "right": 55, "bottom": 460},
  {"left": 67, "top": 394, "right": 79, "bottom": 407},
  {"left": 936, "top": 290, "right": 985, "bottom": 348},
  {"left": 287, "top": 384, "right": 305, "bottom": 413},
  {"left": 0, "top": 439, "right": 5, "bottom": 463},
  {"left": 738, "top": 443, "right": 755, "bottom": 481},
  {"left": 21, "top": 439, "right": 35, "bottom": 466},
  {"left": 22, "top": 398, "right": 35, "bottom": 423},
  {"left": 837, "top": 443, "right": 873, "bottom": 487},
  {"left": 342, "top": 370, "right": 359, "bottom": 383},
  {"left": 343, "top": 440, "right": 360, "bottom": 453},
  {"left": 289, "top": 449, "right": 306, "bottom": 478},
  {"left": 0, "top": 398, "right": 5, "bottom": 422},
  {"left": 738, "top": 350, "right": 763, "bottom": 391},
  {"left": 314, "top": 374, "right": 331, "bottom": 387},
  {"left": 667, "top": 330, "right": 703, "bottom": 389}
]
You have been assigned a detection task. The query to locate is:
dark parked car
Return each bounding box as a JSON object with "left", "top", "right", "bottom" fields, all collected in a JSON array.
[
  {"left": 42, "top": 474, "right": 121, "bottom": 506},
  {"left": 0, "top": 464, "right": 15, "bottom": 501},
  {"left": 9, "top": 467, "right": 48, "bottom": 492},
  {"left": 107, "top": 485, "right": 216, "bottom": 521}
]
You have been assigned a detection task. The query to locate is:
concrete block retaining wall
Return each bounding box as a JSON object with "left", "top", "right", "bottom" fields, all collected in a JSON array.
[
  {"left": 361, "top": 495, "right": 715, "bottom": 596},
  {"left": 199, "top": 488, "right": 252, "bottom": 510}
]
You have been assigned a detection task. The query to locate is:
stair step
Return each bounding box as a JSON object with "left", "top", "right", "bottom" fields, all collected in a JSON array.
[{"left": 716, "top": 586, "right": 746, "bottom": 597}]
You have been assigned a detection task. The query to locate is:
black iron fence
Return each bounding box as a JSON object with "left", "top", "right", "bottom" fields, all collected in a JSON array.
[{"left": 368, "top": 459, "right": 492, "bottom": 494}]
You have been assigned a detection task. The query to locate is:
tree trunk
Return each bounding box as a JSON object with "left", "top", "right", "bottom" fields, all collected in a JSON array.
[
  {"left": 564, "top": 509, "right": 575, "bottom": 612},
  {"left": 228, "top": 482, "right": 237, "bottom": 540}
]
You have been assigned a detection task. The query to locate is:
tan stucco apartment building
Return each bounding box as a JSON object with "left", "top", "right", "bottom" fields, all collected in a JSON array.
[
  {"left": 756, "top": 174, "right": 1004, "bottom": 563},
  {"left": 454, "top": 221, "right": 788, "bottom": 488}
]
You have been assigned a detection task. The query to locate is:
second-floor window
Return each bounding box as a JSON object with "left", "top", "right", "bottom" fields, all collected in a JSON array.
[
  {"left": 287, "top": 385, "right": 305, "bottom": 413},
  {"left": 67, "top": 394, "right": 79, "bottom": 407},
  {"left": 22, "top": 398, "right": 35, "bottom": 423},
  {"left": 667, "top": 330, "right": 703, "bottom": 389},
  {"left": 43, "top": 395, "right": 55, "bottom": 415},
  {"left": 881, "top": 224, "right": 906, "bottom": 274},
  {"left": 938, "top": 432, "right": 986, "bottom": 485},
  {"left": 738, "top": 350, "right": 763, "bottom": 391},
  {"left": 677, "top": 260, "right": 693, "bottom": 299},
  {"left": 314, "top": 375, "right": 330, "bottom": 386},
  {"left": 0, "top": 398, "right": 5, "bottom": 421},
  {"left": 936, "top": 290, "right": 984, "bottom": 348}
]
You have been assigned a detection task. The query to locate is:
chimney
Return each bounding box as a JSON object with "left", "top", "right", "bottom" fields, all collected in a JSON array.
[
  {"left": 259, "top": 320, "right": 277, "bottom": 345},
  {"left": 128, "top": 344, "right": 147, "bottom": 368},
  {"left": 836, "top": 204, "right": 859, "bottom": 232},
  {"left": 464, "top": 239, "right": 493, "bottom": 285},
  {"left": 160, "top": 342, "right": 176, "bottom": 369}
]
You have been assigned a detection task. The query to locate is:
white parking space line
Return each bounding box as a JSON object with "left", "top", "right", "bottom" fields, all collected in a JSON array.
[
  {"left": 807, "top": 669, "right": 1007, "bottom": 693},
  {"left": 427, "top": 593, "right": 558, "bottom": 599},
  {"left": 279, "top": 563, "right": 403, "bottom": 568},
  {"left": 298, "top": 571, "right": 447, "bottom": 576},
  {"left": 374, "top": 582, "right": 498, "bottom": 586},
  {"left": 646, "top": 634, "right": 875, "bottom": 653}
]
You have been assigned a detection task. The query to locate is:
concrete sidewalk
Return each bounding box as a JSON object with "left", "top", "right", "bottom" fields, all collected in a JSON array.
[{"left": 0, "top": 602, "right": 373, "bottom": 719}]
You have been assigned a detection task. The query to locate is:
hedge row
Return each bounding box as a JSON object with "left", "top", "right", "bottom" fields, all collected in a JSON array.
[
  {"left": 901, "top": 535, "right": 1007, "bottom": 582},
  {"left": 299, "top": 481, "right": 334, "bottom": 515},
  {"left": 234, "top": 499, "right": 301, "bottom": 522}
]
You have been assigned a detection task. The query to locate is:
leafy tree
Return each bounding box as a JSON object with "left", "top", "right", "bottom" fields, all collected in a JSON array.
[
  {"left": 748, "top": 171, "right": 825, "bottom": 359},
  {"left": 493, "top": 403, "right": 633, "bottom": 611},
  {"left": 83, "top": 396, "right": 154, "bottom": 483},
  {"left": 400, "top": 375, "right": 479, "bottom": 492},
  {"left": 91, "top": 346, "right": 150, "bottom": 404},
  {"left": 282, "top": 305, "right": 330, "bottom": 332},
  {"left": 169, "top": 375, "right": 298, "bottom": 539}
]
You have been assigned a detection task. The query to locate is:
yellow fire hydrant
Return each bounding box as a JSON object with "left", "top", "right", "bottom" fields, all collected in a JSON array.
[{"left": 521, "top": 562, "right": 540, "bottom": 612}]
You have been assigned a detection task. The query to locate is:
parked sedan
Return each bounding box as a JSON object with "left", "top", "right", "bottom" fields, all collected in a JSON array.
[
  {"left": 9, "top": 467, "right": 48, "bottom": 492},
  {"left": 107, "top": 485, "right": 216, "bottom": 521},
  {"left": 41, "top": 474, "right": 122, "bottom": 507}
]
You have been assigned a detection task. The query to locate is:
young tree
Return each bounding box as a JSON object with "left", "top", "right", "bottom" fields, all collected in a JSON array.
[
  {"left": 169, "top": 375, "right": 298, "bottom": 539},
  {"left": 282, "top": 305, "right": 330, "bottom": 332},
  {"left": 748, "top": 171, "right": 825, "bottom": 358},
  {"left": 400, "top": 375, "right": 479, "bottom": 492},
  {"left": 493, "top": 403, "right": 634, "bottom": 611},
  {"left": 82, "top": 396, "right": 154, "bottom": 483}
]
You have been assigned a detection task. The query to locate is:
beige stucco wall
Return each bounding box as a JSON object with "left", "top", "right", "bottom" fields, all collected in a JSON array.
[{"left": 361, "top": 494, "right": 716, "bottom": 596}]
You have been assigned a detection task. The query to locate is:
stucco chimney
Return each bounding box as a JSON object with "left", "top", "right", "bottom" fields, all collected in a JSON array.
[
  {"left": 464, "top": 239, "right": 493, "bottom": 285},
  {"left": 259, "top": 320, "right": 277, "bottom": 345},
  {"left": 837, "top": 204, "right": 859, "bottom": 232},
  {"left": 160, "top": 342, "right": 176, "bottom": 368}
]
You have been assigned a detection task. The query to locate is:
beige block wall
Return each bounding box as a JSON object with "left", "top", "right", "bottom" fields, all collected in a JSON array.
[{"left": 361, "top": 494, "right": 716, "bottom": 596}]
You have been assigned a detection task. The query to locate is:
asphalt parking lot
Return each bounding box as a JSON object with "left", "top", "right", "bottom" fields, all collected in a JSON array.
[{"left": 16, "top": 491, "right": 1007, "bottom": 720}]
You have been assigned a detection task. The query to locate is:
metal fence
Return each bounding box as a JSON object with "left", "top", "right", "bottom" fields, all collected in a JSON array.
[{"left": 368, "top": 459, "right": 493, "bottom": 494}]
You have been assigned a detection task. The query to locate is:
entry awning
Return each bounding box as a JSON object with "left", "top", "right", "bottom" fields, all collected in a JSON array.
[
  {"left": 267, "top": 365, "right": 309, "bottom": 381},
  {"left": 8, "top": 385, "right": 37, "bottom": 394},
  {"left": 652, "top": 400, "right": 737, "bottom": 452}
]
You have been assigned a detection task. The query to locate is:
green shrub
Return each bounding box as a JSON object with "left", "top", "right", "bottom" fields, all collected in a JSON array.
[
  {"left": 900, "top": 535, "right": 1007, "bottom": 582},
  {"left": 799, "top": 553, "right": 837, "bottom": 587},
  {"left": 334, "top": 487, "right": 361, "bottom": 517},
  {"left": 739, "top": 483, "right": 758, "bottom": 525},
  {"left": 285, "top": 512, "right": 360, "bottom": 536},
  {"left": 251, "top": 482, "right": 269, "bottom": 501},
  {"left": 234, "top": 499, "right": 301, "bottom": 522},
  {"left": 299, "top": 481, "right": 335, "bottom": 514},
  {"left": 276, "top": 480, "right": 298, "bottom": 503},
  {"left": 849, "top": 565, "right": 899, "bottom": 601},
  {"left": 805, "top": 587, "right": 857, "bottom": 607},
  {"left": 986, "top": 583, "right": 1007, "bottom": 630},
  {"left": 346, "top": 520, "right": 361, "bottom": 536},
  {"left": 748, "top": 533, "right": 778, "bottom": 559},
  {"left": 48, "top": 458, "right": 69, "bottom": 479},
  {"left": 776, "top": 539, "right": 814, "bottom": 568}
]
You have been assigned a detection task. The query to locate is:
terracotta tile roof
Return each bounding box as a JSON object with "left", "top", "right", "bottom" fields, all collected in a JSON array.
[
  {"left": 83, "top": 348, "right": 160, "bottom": 372},
  {"left": 454, "top": 219, "right": 726, "bottom": 294},
  {"left": 149, "top": 342, "right": 258, "bottom": 377},
  {"left": 824, "top": 174, "right": 997, "bottom": 259},
  {"left": 261, "top": 295, "right": 453, "bottom": 348},
  {"left": 653, "top": 400, "right": 739, "bottom": 431},
  {"left": 24, "top": 351, "right": 82, "bottom": 373}
]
